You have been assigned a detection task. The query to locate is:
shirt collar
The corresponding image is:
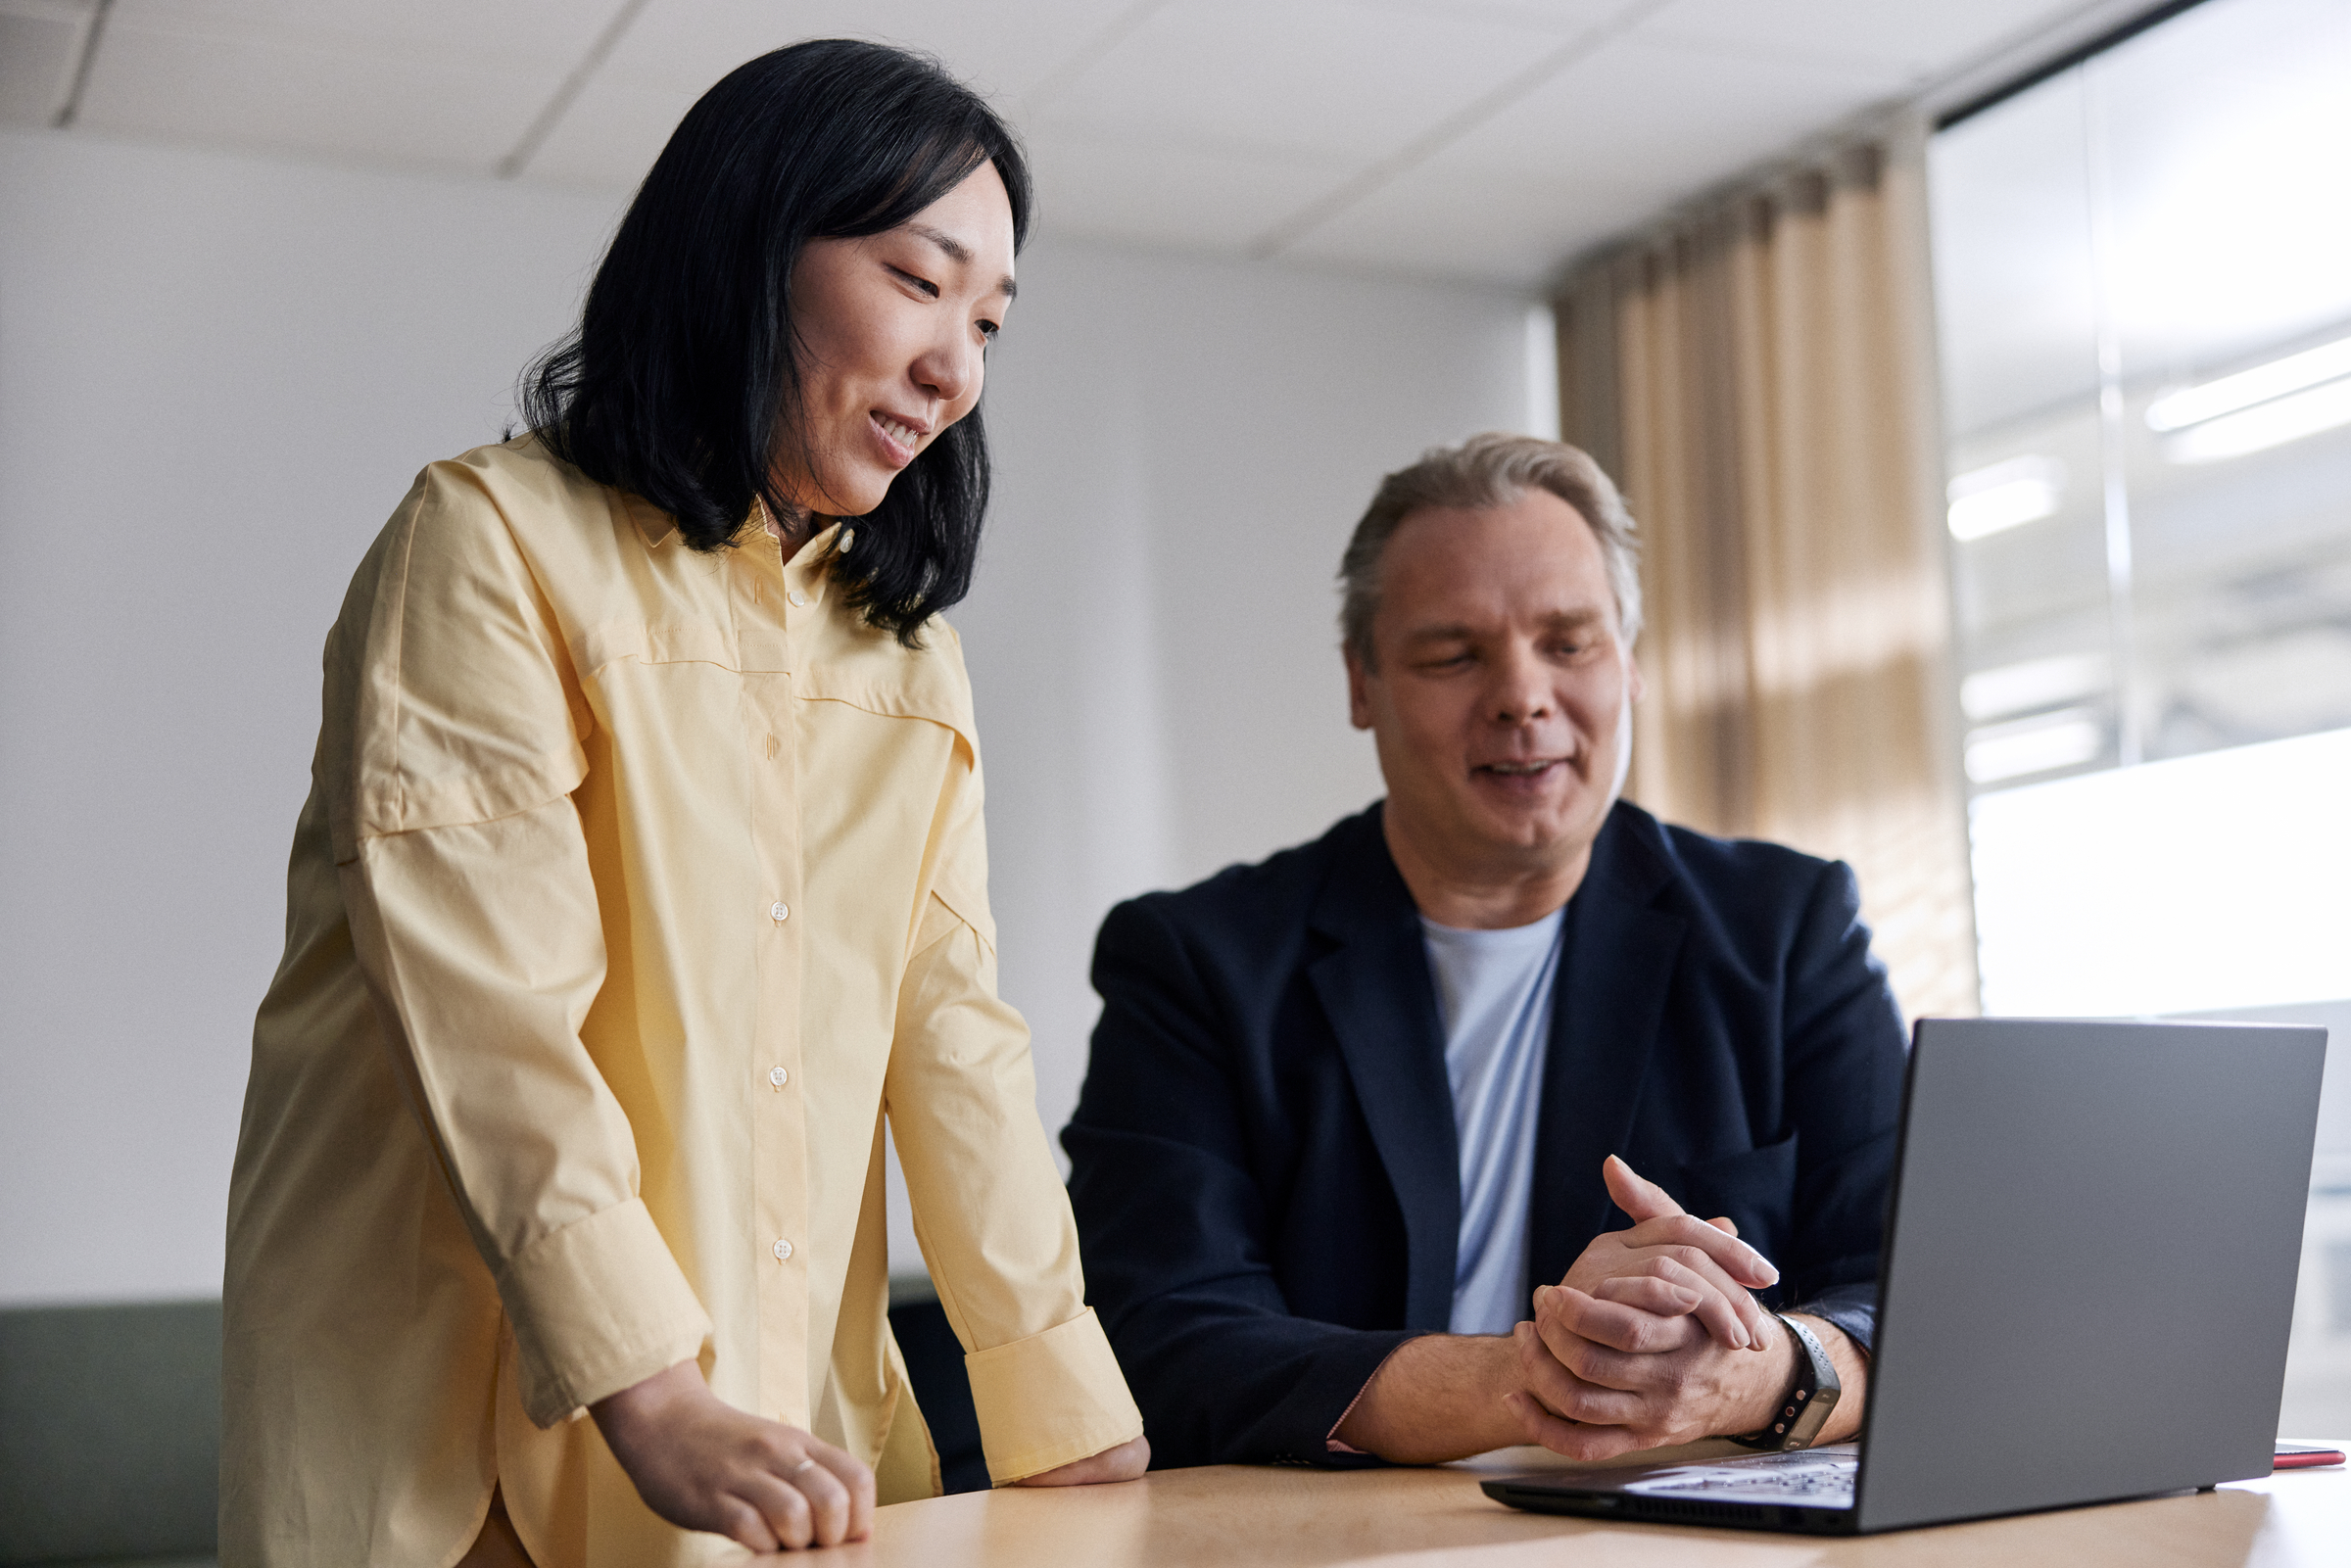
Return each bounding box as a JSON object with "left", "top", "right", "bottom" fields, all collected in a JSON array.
[{"left": 625, "top": 494, "right": 677, "bottom": 549}]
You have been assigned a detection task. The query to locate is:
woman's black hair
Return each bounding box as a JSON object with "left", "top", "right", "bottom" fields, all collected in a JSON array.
[{"left": 520, "top": 39, "right": 1032, "bottom": 644}]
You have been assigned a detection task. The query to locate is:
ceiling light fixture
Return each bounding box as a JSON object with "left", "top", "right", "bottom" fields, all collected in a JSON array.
[
  {"left": 2145, "top": 334, "right": 2351, "bottom": 433},
  {"left": 1945, "top": 455, "right": 2065, "bottom": 542},
  {"left": 1960, "top": 652, "right": 2111, "bottom": 723},
  {"left": 1965, "top": 708, "right": 2104, "bottom": 784},
  {"left": 2164, "top": 375, "right": 2351, "bottom": 464}
]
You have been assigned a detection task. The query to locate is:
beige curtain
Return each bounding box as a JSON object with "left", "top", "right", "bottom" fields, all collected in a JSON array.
[{"left": 1556, "top": 119, "right": 1980, "bottom": 1022}]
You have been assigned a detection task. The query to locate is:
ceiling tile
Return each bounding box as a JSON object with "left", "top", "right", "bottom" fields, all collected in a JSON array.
[
  {"left": 519, "top": 71, "right": 687, "bottom": 192},
  {"left": 74, "top": 6, "right": 575, "bottom": 175},
  {"left": 1359, "top": 0, "right": 1645, "bottom": 27},
  {"left": 1634, "top": 0, "right": 2099, "bottom": 78},
  {"left": 1022, "top": 131, "right": 1349, "bottom": 255},
  {"left": 522, "top": 0, "right": 1142, "bottom": 189},
  {"left": 1410, "top": 34, "right": 1890, "bottom": 185},
  {"left": 1030, "top": 0, "right": 1575, "bottom": 164},
  {"left": 1282, "top": 158, "right": 1652, "bottom": 286},
  {"left": 40, "top": 0, "right": 2157, "bottom": 298},
  {"left": 1271, "top": 30, "right": 1911, "bottom": 284},
  {"left": 105, "top": 0, "right": 610, "bottom": 75},
  {"left": 0, "top": 3, "right": 94, "bottom": 128}
]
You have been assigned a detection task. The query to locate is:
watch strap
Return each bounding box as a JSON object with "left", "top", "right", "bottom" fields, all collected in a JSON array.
[{"left": 1726, "top": 1313, "right": 1841, "bottom": 1450}]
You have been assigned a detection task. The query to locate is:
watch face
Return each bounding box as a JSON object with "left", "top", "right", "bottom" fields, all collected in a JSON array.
[{"left": 1787, "top": 1382, "right": 1839, "bottom": 1449}]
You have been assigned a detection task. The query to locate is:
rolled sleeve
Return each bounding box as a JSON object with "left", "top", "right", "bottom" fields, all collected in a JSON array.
[
  {"left": 330, "top": 466, "right": 711, "bottom": 1430},
  {"left": 500, "top": 1198, "right": 712, "bottom": 1425},
  {"left": 963, "top": 1308, "right": 1142, "bottom": 1484},
  {"left": 887, "top": 754, "right": 1142, "bottom": 1480}
]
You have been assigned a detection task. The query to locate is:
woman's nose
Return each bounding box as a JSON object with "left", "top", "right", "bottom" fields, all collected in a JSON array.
[{"left": 913, "top": 331, "right": 981, "bottom": 406}]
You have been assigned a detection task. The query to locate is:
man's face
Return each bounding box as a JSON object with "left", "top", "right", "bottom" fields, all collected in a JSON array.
[{"left": 1347, "top": 488, "right": 1641, "bottom": 881}]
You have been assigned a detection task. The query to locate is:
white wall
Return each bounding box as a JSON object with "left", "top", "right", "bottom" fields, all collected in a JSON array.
[{"left": 0, "top": 128, "right": 1535, "bottom": 1306}]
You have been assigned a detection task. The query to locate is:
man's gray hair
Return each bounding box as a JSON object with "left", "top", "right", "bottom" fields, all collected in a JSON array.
[{"left": 1337, "top": 432, "right": 1643, "bottom": 667}]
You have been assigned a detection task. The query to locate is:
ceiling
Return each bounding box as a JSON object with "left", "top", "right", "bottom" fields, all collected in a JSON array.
[{"left": 6, "top": 0, "right": 2135, "bottom": 289}]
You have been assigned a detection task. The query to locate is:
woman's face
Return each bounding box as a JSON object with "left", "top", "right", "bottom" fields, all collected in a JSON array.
[{"left": 774, "top": 160, "right": 1017, "bottom": 519}]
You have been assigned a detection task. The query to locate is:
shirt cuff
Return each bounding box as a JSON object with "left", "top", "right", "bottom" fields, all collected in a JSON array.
[
  {"left": 963, "top": 1307, "right": 1144, "bottom": 1484},
  {"left": 496, "top": 1197, "right": 713, "bottom": 1428}
]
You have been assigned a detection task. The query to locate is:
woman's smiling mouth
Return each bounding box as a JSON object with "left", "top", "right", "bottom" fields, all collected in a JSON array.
[{"left": 870, "top": 411, "right": 926, "bottom": 465}]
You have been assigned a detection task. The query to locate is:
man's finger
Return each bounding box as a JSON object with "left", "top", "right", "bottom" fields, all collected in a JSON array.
[
  {"left": 1528, "top": 1287, "right": 1644, "bottom": 1381},
  {"left": 1621, "top": 1212, "right": 1780, "bottom": 1291},
  {"left": 1649, "top": 1245, "right": 1776, "bottom": 1346},
  {"left": 1589, "top": 1274, "right": 1705, "bottom": 1322},
  {"left": 1506, "top": 1390, "right": 1645, "bottom": 1461},
  {"left": 1625, "top": 1255, "right": 1760, "bottom": 1349},
  {"left": 1547, "top": 1282, "right": 1700, "bottom": 1354},
  {"left": 1515, "top": 1319, "right": 1643, "bottom": 1427},
  {"left": 1531, "top": 1298, "right": 1653, "bottom": 1395},
  {"left": 1601, "top": 1154, "right": 1686, "bottom": 1225}
]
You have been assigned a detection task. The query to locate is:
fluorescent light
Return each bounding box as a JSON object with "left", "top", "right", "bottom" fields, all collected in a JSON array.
[
  {"left": 1966, "top": 708, "right": 2103, "bottom": 784},
  {"left": 1946, "top": 455, "right": 2065, "bottom": 542},
  {"left": 1960, "top": 652, "right": 2111, "bottom": 722},
  {"left": 2145, "top": 334, "right": 2351, "bottom": 432},
  {"left": 2164, "top": 375, "right": 2351, "bottom": 463}
]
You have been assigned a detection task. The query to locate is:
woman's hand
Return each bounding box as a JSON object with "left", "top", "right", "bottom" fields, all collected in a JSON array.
[
  {"left": 590, "top": 1361, "right": 876, "bottom": 1551},
  {"left": 1011, "top": 1433, "right": 1151, "bottom": 1486}
]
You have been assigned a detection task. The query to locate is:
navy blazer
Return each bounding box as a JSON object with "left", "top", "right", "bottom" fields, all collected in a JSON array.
[{"left": 1063, "top": 800, "right": 1908, "bottom": 1469}]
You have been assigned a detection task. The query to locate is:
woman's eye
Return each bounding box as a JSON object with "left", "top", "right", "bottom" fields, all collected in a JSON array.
[
  {"left": 890, "top": 266, "right": 939, "bottom": 299},
  {"left": 977, "top": 319, "right": 1000, "bottom": 340}
]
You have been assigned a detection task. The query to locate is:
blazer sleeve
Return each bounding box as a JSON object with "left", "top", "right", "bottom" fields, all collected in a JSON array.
[
  {"left": 1777, "top": 858, "right": 1909, "bottom": 1353},
  {"left": 883, "top": 737, "right": 1142, "bottom": 1484},
  {"left": 1064, "top": 897, "right": 1417, "bottom": 1469}
]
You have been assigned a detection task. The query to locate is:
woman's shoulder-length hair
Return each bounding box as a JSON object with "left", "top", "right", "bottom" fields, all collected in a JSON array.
[{"left": 521, "top": 38, "right": 1032, "bottom": 645}]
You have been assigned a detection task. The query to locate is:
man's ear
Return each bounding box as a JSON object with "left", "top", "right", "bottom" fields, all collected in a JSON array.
[{"left": 1345, "top": 648, "right": 1375, "bottom": 732}]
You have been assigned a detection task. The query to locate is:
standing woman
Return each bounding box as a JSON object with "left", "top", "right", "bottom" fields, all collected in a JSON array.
[{"left": 222, "top": 41, "right": 1145, "bottom": 1567}]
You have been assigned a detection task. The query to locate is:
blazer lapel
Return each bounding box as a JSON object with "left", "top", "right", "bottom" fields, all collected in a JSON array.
[
  {"left": 1528, "top": 807, "right": 1687, "bottom": 1292},
  {"left": 1306, "top": 807, "right": 1461, "bottom": 1331}
]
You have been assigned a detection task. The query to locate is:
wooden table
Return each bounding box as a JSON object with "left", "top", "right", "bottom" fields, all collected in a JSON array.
[{"left": 754, "top": 1442, "right": 2351, "bottom": 1567}]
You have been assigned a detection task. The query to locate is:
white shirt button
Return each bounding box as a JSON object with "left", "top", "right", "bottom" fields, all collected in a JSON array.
[
  {"left": 768, "top": 1066, "right": 789, "bottom": 1088},
  {"left": 788, "top": 589, "right": 808, "bottom": 607},
  {"left": 773, "top": 1238, "right": 793, "bottom": 1261},
  {"left": 770, "top": 901, "right": 790, "bottom": 922}
]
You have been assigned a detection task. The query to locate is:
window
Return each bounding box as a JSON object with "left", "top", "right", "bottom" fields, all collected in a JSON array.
[{"left": 1929, "top": 0, "right": 2351, "bottom": 1440}]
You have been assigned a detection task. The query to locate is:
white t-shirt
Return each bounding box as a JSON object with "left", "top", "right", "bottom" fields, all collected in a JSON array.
[{"left": 1420, "top": 906, "right": 1566, "bottom": 1337}]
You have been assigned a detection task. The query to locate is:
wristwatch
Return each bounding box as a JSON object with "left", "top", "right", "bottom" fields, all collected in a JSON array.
[{"left": 1727, "top": 1313, "right": 1841, "bottom": 1451}]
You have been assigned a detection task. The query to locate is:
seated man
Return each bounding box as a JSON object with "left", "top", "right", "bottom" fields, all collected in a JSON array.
[{"left": 1063, "top": 434, "right": 1907, "bottom": 1468}]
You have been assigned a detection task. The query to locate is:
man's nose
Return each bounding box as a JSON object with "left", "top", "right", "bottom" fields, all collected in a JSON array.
[{"left": 1488, "top": 646, "right": 1554, "bottom": 724}]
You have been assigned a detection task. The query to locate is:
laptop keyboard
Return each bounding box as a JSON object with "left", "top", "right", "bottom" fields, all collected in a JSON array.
[{"left": 1624, "top": 1453, "right": 1858, "bottom": 1506}]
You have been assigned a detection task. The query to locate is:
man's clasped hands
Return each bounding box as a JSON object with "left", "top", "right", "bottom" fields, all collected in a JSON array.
[{"left": 1502, "top": 1154, "right": 1812, "bottom": 1459}]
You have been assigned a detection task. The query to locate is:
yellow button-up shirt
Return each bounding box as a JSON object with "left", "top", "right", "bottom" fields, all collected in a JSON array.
[{"left": 221, "top": 438, "right": 1140, "bottom": 1568}]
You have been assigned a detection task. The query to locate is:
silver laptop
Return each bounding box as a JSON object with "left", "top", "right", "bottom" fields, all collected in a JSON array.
[{"left": 1482, "top": 1017, "right": 2327, "bottom": 1535}]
